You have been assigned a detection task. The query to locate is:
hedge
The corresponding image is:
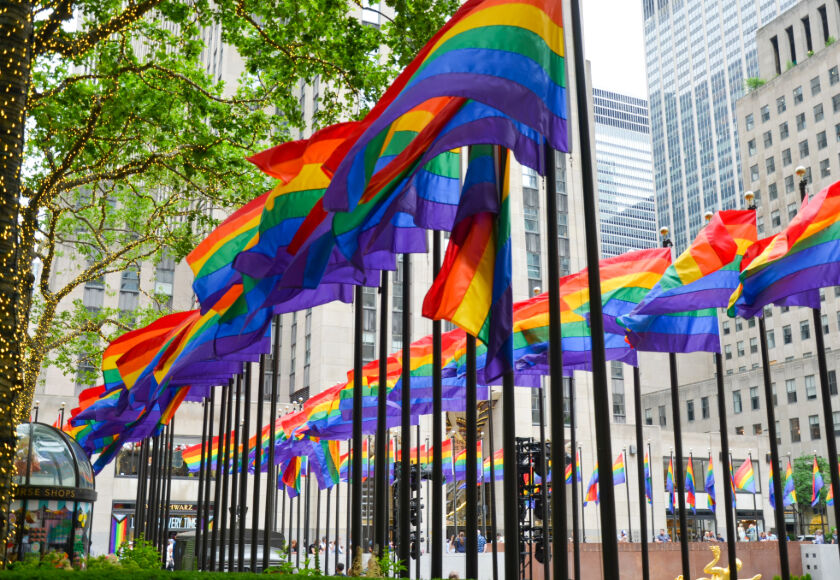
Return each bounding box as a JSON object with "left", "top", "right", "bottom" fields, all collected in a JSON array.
[{"left": 0, "top": 571, "right": 344, "bottom": 580}]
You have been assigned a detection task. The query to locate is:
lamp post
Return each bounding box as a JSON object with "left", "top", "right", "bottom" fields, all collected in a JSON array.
[
  {"left": 33, "top": 400, "right": 39, "bottom": 423},
  {"left": 59, "top": 401, "right": 66, "bottom": 429}
]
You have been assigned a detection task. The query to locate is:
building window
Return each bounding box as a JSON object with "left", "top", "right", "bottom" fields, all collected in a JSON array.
[
  {"left": 820, "top": 158, "right": 831, "bottom": 178},
  {"left": 780, "top": 122, "right": 789, "bottom": 139},
  {"left": 154, "top": 256, "right": 175, "bottom": 309},
  {"left": 748, "top": 139, "right": 757, "bottom": 156},
  {"left": 659, "top": 405, "right": 667, "bottom": 427},
  {"left": 833, "top": 93, "right": 840, "bottom": 113},
  {"left": 777, "top": 95, "right": 786, "bottom": 113},
  {"left": 829, "top": 370, "right": 838, "bottom": 396},
  {"left": 753, "top": 423, "right": 763, "bottom": 435},
  {"left": 531, "top": 389, "right": 542, "bottom": 426},
  {"left": 781, "top": 148, "right": 792, "bottom": 167},
  {"left": 766, "top": 329, "right": 775, "bottom": 349},
  {"left": 736, "top": 319, "right": 743, "bottom": 332},
  {"left": 118, "top": 267, "right": 140, "bottom": 314},
  {"left": 794, "top": 86, "right": 804, "bottom": 104},
  {"left": 786, "top": 378, "right": 797, "bottom": 403},
  {"left": 645, "top": 408, "right": 653, "bottom": 425},
  {"left": 612, "top": 378, "right": 626, "bottom": 424},
  {"left": 362, "top": 287, "right": 376, "bottom": 363},
  {"left": 737, "top": 341, "right": 745, "bottom": 357},
  {"left": 687, "top": 400, "right": 695, "bottom": 422},
  {"left": 750, "top": 165, "right": 759, "bottom": 182},
  {"left": 788, "top": 202, "right": 798, "bottom": 220},
  {"left": 750, "top": 386, "right": 760, "bottom": 410},
  {"left": 725, "top": 344, "right": 733, "bottom": 360},
  {"left": 810, "top": 415, "right": 821, "bottom": 440},
  {"left": 823, "top": 314, "right": 830, "bottom": 335},
  {"left": 818, "top": 131, "right": 828, "bottom": 150},
  {"left": 749, "top": 337, "right": 758, "bottom": 354},
  {"left": 760, "top": 105, "right": 770, "bottom": 122},
  {"left": 790, "top": 417, "right": 801, "bottom": 443},
  {"left": 723, "top": 321, "right": 730, "bottom": 335},
  {"left": 772, "top": 210, "right": 781, "bottom": 228},
  {"left": 735, "top": 426, "right": 745, "bottom": 435},
  {"left": 801, "top": 320, "right": 811, "bottom": 340},
  {"left": 772, "top": 382, "right": 778, "bottom": 406},
  {"left": 745, "top": 113, "right": 755, "bottom": 130},
  {"left": 785, "top": 175, "right": 795, "bottom": 193},
  {"left": 796, "top": 112, "right": 806, "bottom": 131},
  {"left": 804, "top": 375, "right": 818, "bottom": 400},
  {"left": 765, "top": 157, "right": 775, "bottom": 174},
  {"left": 811, "top": 76, "right": 822, "bottom": 96},
  {"left": 783, "top": 325, "right": 792, "bottom": 344},
  {"left": 733, "top": 390, "right": 742, "bottom": 414},
  {"left": 814, "top": 103, "right": 825, "bottom": 123},
  {"left": 799, "top": 139, "right": 810, "bottom": 159},
  {"left": 831, "top": 66, "right": 840, "bottom": 85}
]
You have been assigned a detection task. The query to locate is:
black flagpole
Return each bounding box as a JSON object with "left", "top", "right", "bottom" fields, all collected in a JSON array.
[
  {"left": 335, "top": 448, "right": 341, "bottom": 572},
  {"left": 502, "top": 368, "right": 518, "bottom": 579},
  {"left": 228, "top": 376, "right": 242, "bottom": 570},
  {"left": 661, "top": 229, "right": 691, "bottom": 580},
  {"left": 632, "top": 368, "right": 650, "bottom": 580},
  {"left": 135, "top": 439, "right": 148, "bottom": 540},
  {"left": 345, "top": 439, "right": 352, "bottom": 570},
  {"left": 432, "top": 230, "right": 444, "bottom": 580},
  {"left": 325, "top": 485, "right": 332, "bottom": 574},
  {"left": 143, "top": 435, "right": 157, "bottom": 540},
  {"left": 162, "top": 420, "right": 175, "bottom": 545},
  {"left": 315, "top": 485, "right": 322, "bottom": 571},
  {"left": 304, "top": 456, "right": 312, "bottom": 560},
  {"left": 569, "top": 377, "right": 581, "bottom": 579},
  {"left": 579, "top": 445, "right": 585, "bottom": 544},
  {"left": 238, "top": 364, "right": 252, "bottom": 571},
  {"left": 796, "top": 170, "right": 840, "bottom": 561},
  {"left": 196, "top": 398, "right": 209, "bottom": 569},
  {"left": 252, "top": 355, "right": 266, "bottom": 570},
  {"left": 715, "top": 347, "right": 738, "bottom": 577},
  {"left": 486, "top": 387, "right": 499, "bottom": 580},
  {"left": 298, "top": 464, "right": 304, "bottom": 569},
  {"left": 146, "top": 434, "right": 161, "bottom": 541},
  {"left": 211, "top": 381, "right": 230, "bottom": 570},
  {"left": 203, "top": 389, "right": 216, "bottom": 568},
  {"left": 465, "top": 334, "right": 479, "bottom": 579},
  {"left": 375, "top": 270, "right": 390, "bottom": 556},
  {"left": 415, "top": 427, "right": 421, "bottom": 579},
  {"left": 352, "top": 285, "right": 365, "bottom": 568},
  {"left": 623, "top": 446, "right": 631, "bottom": 542},
  {"left": 537, "top": 376, "right": 551, "bottom": 580},
  {"left": 399, "top": 255, "right": 412, "bottom": 576},
  {"left": 219, "top": 380, "right": 235, "bottom": 571},
  {"left": 264, "top": 316, "right": 281, "bottom": 569},
  {"left": 745, "top": 191, "right": 789, "bottom": 579},
  {"left": 567, "top": 1, "right": 625, "bottom": 573}
]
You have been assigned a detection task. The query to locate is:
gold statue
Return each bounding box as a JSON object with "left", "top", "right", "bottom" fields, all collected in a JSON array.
[{"left": 676, "top": 545, "right": 761, "bottom": 580}]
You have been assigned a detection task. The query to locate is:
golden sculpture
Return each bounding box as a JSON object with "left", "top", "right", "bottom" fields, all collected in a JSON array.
[{"left": 676, "top": 545, "right": 761, "bottom": 580}]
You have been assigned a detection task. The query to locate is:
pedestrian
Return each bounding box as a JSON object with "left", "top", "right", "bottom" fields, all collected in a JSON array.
[
  {"left": 447, "top": 535, "right": 456, "bottom": 553},
  {"left": 814, "top": 530, "right": 825, "bottom": 544},
  {"left": 456, "top": 531, "right": 467, "bottom": 553},
  {"left": 737, "top": 524, "right": 746, "bottom": 541},
  {"left": 618, "top": 530, "right": 629, "bottom": 543},
  {"left": 335, "top": 562, "right": 346, "bottom": 576},
  {"left": 496, "top": 533, "right": 504, "bottom": 544},
  {"left": 448, "top": 573, "right": 459, "bottom": 579},
  {"left": 746, "top": 523, "right": 757, "bottom": 542},
  {"left": 477, "top": 530, "right": 486, "bottom": 553},
  {"left": 654, "top": 528, "right": 670, "bottom": 543},
  {"left": 165, "top": 538, "right": 175, "bottom": 571}
]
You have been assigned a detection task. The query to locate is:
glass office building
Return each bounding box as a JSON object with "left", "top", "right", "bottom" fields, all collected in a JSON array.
[
  {"left": 642, "top": 0, "right": 800, "bottom": 250},
  {"left": 593, "top": 88, "right": 657, "bottom": 257}
]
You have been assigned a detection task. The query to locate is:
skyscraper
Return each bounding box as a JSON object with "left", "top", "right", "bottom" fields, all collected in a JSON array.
[
  {"left": 593, "top": 88, "right": 657, "bottom": 257},
  {"left": 643, "top": 0, "right": 801, "bottom": 251}
]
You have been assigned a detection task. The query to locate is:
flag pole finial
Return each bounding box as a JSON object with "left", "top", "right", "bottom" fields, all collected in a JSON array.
[
  {"left": 744, "top": 190, "right": 756, "bottom": 209},
  {"left": 704, "top": 211, "right": 714, "bottom": 223}
]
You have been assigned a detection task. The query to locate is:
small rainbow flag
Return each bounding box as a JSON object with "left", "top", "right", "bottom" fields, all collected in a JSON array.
[
  {"left": 109, "top": 514, "right": 129, "bottom": 554},
  {"left": 812, "top": 457, "right": 824, "bottom": 507},
  {"left": 644, "top": 451, "right": 652, "bottom": 504},
  {"left": 784, "top": 459, "right": 797, "bottom": 506},
  {"left": 686, "top": 456, "right": 696, "bottom": 513},
  {"left": 734, "top": 459, "right": 756, "bottom": 493},
  {"left": 584, "top": 462, "right": 599, "bottom": 506},
  {"left": 706, "top": 455, "right": 716, "bottom": 512},
  {"left": 612, "top": 452, "right": 626, "bottom": 485},
  {"left": 666, "top": 457, "right": 675, "bottom": 514}
]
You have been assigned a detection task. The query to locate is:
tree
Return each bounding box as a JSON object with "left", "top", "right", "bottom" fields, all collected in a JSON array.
[
  {"left": 792, "top": 454, "right": 831, "bottom": 511},
  {"left": 0, "top": 0, "right": 458, "bottom": 523}
]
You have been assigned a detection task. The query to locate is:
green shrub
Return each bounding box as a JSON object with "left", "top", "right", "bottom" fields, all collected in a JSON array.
[
  {"left": 826, "top": 35, "right": 836, "bottom": 46},
  {"left": 0, "top": 570, "right": 341, "bottom": 579},
  {"left": 116, "top": 535, "right": 162, "bottom": 570}
]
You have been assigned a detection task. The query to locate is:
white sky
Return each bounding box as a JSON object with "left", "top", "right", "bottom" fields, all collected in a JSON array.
[{"left": 582, "top": 0, "right": 649, "bottom": 99}]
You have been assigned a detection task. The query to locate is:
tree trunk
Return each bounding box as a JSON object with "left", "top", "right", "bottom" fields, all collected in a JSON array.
[{"left": 0, "top": 0, "right": 34, "bottom": 559}]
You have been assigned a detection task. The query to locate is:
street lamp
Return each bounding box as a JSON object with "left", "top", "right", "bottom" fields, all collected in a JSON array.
[
  {"left": 660, "top": 226, "right": 672, "bottom": 248},
  {"left": 33, "top": 400, "right": 39, "bottom": 423},
  {"left": 744, "top": 190, "right": 756, "bottom": 211},
  {"left": 795, "top": 165, "right": 808, "bottom": 202}
]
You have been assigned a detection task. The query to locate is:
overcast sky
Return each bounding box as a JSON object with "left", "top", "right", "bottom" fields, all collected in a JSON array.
[{"left": 582, "top": 0, "right": 649, "bottom": 99}]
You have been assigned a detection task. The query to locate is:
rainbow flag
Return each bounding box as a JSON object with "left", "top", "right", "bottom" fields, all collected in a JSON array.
[
  {"left": 584, "top": 462, "right": 599, "bottom": 506},
  {"left": 769, "top": 462, "right": 777, "bottom": 510},
  {"left": 812, "top": 457, "right": 824, "bottom": 507},
  {"left": 564, "top": 462, "right": 573, "bottom": 484},
  {"left": 644, "top": 451, "right": 652, "bottom": 504},
  {"left": 729, "top": 458, "right": 737, "bottom": 508},
  {"left": 784, "top": 459, "right": 797, "bottom": 506},
  {"left": 109, "top": 514, "right": 129, "bottom": 554},
  {"left": 666, "top": 457, "right": 675, "bottom": 514},
  {"left": 453, "top": 442, "right": 483, "bottom": 481},
  {"left": 422, "top": 146, "right": 512, "bottom": 382},
  {"left": 706, "top": 455, "right": 716, "bottom": 512},
  {"left": 827, "top": 484, "right": 834, "bottom": 507},
  {"left": 612, "top": 452, "right": 626, "bottom": 485},
  {"left": 323, "top": 0, "right": 569, "bottom": 216},
  {"left": 734, "top": 458, "right": 756, "bottom": 493},
  {"left": 728, "top": 181, "right": 840, "bottom": 318},
  {"left": 483, "top": 448, "right": 504, "bottom": 482},
  {"left": 686, "top": 456, "right": 696, "bottom": 513}
]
